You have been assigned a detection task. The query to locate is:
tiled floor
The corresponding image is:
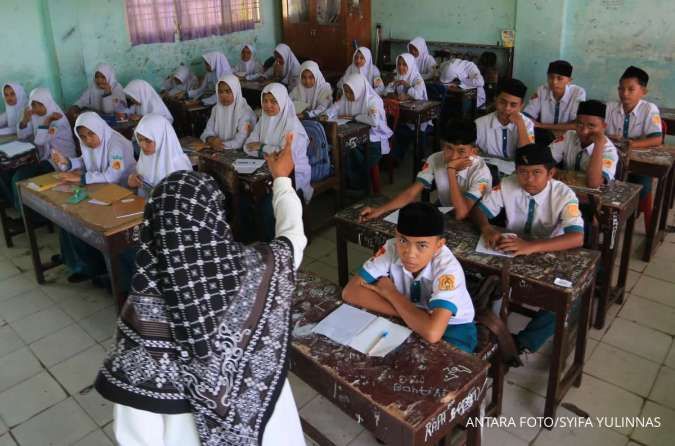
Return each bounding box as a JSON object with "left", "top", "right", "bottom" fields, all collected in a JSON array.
[{"left": 1, "top": 162, "right": 675, "bottom": 445}]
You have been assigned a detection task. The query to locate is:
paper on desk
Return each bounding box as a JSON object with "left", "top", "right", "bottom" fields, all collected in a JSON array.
[
  {"left": 0, "top": 140, "right": 34, "bottom": 158},
  {"left": 348, "top": 317, "right": 412, "bottom": 357},
  {"left": 475, "top": 234, "right": 515, "bottom": 258},
  {"left": 0, "top": 127, "right": 16, "bottom": 136},
  {"left": 328, "top": 118, "right": 351, "bottom": 126},
  {"left": 233, "top": 158, "right": 265, "bottom": 174},
  {"left": 312, "top": 304, "right": 376, "bottom": 345},
  {"left": 482, "top": 157, "right": 515, "bottom": 175},
  {"left": 383, "top": 207, "right": 454, "bottom": 225}
]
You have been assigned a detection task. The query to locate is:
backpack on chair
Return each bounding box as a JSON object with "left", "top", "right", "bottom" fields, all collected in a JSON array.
[{"left": 301, "top": 119, "right": 333, "bottom": 182}]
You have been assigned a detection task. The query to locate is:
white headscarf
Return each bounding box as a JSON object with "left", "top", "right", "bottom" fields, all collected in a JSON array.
[
  {"left": 171, "top": 65, "right": 196, "bottom": 91},
  {"left": 258, "top": 83, "right": 306, "bottom": 146},
  {"left": 342, "top": 73, "right": 381, "bottom": 116},
  {"left": 295, "top": 61, "right": 332, "bottom": 108},
  {"left": 79, "top": 63, "right": 122, "bottom": 110},
  {"left": 394, "top": 53, "right": 428, "bottom": 99},
  {"left": 408, "top": 37, "right": 436, "bottom": 74},
  {"left": 236, "top": 43, "right": 257, "bottom": 74},
  {"left": 135, "top": 114, "right": 192, "bottom": 187},
  {"left": 2, "top": 82, "right": 28, "bottom": 128},
  {"left": 28, "top": 87, "right": 76, "bottom": 160},
  {"left": 202, "top": 52, "right": 232, "bottom": 79},
  {"left": 273, "top": 44, "right": 301, "bottom": 86},
  {"left": 74, "top": 111, "right": 132, "bottom": 173},
  {"left": 124, "top": 80, "right": 174, "bottom": 123},
  {"left": 343, "top": 47, "right": 381, "bottom": 85},
  {"left": 211, "top": 74, "right": 255, "bottom": 141},
  {"left": 28, "top": 87, "right": 67, "bottom": 127}
]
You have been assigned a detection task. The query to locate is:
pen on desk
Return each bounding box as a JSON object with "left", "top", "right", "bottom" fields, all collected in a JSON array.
[{"left": 366, "top": 331, "right": 389, "bottom": 355}]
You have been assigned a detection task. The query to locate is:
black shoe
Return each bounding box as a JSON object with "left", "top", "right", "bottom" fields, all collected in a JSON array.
[{"left": 67, "top": 273, "right": 90, "bottom": 283}]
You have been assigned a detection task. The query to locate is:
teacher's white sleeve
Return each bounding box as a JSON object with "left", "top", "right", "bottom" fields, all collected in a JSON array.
[{"left": 272, "top": 177, "right": 307, "bottom": 270}]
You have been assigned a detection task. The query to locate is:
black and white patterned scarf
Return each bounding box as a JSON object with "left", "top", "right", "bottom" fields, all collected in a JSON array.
[{"left": 95, "top": 171, "right": 296, "bottom": 445}]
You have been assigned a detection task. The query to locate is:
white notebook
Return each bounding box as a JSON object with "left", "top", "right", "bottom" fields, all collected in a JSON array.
[
  {"left": 233, "top": 158, "right": 265, "bottom": 174},
  {"left": 482, "top": 156, "right": 516, "bottom": 175},
  {"left": 0, "top": 127, "right": 16, "bottom": 136},
  {"left": 312, "top": 304, "right": 412, "bottom": 357},
  {"left": 0, "top": 140, "right": 34, "bottom": 158},
  {"left": 475, "top": 234, "right": 515, "bottom": 258}
]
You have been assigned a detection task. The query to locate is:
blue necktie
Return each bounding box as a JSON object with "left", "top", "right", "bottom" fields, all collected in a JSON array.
[
  {"left": 574, "top": 150, "right": 584, "bottom": 171},
  {"left": 410, "top": 281, "right": 421, "bottom": 303},
  {"left": 524, "top": 198, "right": 535, "bottom": 235},
  {"left": 554, "top": 102, "right": 560, "bottom": 124},
  {"left": 501, "top": 128, "right": 508, "bottom": 158},
  {"left": 622, "top": 115, "right": 630, "bottom": 139}
]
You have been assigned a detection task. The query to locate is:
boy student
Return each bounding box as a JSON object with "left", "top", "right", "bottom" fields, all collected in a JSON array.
[
  {"left": 524, "top": 60, "right": 586, "bottom": 146},
  {"left": 343, "top": 202, "right": 477, "bottom": 353},
  {"left": 359, "top": 122, "right": 491, "bottom": 221},
  {"left": 605, "top": 66, "right": 663, "bottom": 228},
  {"left": 471, "top": 144, "right": 584, "bottom": 353},
  {"left": 550, "top": 100, "right": 618, "bottom": 188}
]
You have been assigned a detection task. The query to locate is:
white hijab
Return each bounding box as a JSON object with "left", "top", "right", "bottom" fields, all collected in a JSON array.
[
  {"left": 2, "top": 82, "right": 28, "bottom": 128},
  {"left": 295, "top": 61, "right": 332, "bottom": 108},
  {"left": 81, "top": 63, "right": 121, "bottom": 110},
  {"left": 394, "top": 53, "right": 428, "bottom": 99},
  {"left": 342, "top": 73, "right": 382, "bottom": 116},
  {"left": 343, "top": 47, "right": 381, "bottom": 84},
  {"left": 408, "top": 37, "right": 435, "bottom": 72},
  {"left": 258, "top": 83, "right": 306, "bottom": 146},
  {"left": 236, "top": 43, "right": 257, "bottom": 74},
  {"left": 172, "top": 65, "right": 196, "bottom": 91},
  {"left": 212, "top": 74, "right": 255, "bottom": 141},
  {"left": 124, "top": 80, "right": 174, "bottom": 123},
  {"left": 28, "top": 87, "right": 76, "bottom": 159},
  {"left": 203, "top": 51, "right": 232, "bottom": 79},
  {"left": 273, "top": 44, "right": 301, "bottom": 85},
  {"left": 74, "top": 111, "right": 132, "bottom": 173},
  {"left": 135, "top": 114, "right": 192, "bottom": 187}
]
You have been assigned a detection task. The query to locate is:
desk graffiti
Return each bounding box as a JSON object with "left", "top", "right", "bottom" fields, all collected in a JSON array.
[{"left": 442, "top": 365, "right": 472, "bottom": 382}]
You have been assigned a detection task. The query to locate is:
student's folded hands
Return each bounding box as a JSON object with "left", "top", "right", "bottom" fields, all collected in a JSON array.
[
  {"left": 360, "top": 276, "right": 398, "bottom": 300},
  {"left": 496, "top": 235, "right": 537, "bottom": 256}
]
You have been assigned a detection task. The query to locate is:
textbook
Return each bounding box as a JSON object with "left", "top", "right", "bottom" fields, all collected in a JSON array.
[
  {"left": 0, "top": 140, "right": 34, "bottom": 159},
  {"left": 312, "top": 304, "right": 411, "bottom": 357},
  {"left": 27, "top": 173, "right": 64, "bottom": 192}
]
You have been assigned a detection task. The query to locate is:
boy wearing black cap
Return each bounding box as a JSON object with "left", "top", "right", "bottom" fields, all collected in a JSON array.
[
  {"left": 475, "top": 78, "right": 535, "bottom": 174},
  {"left": 524, "top": 60, "right": 586, "bottom": 137},
  {"left": 343, "top": 202, "right": 477, "bottom": 353},
  {"left": 359, "top": 122, "right": 492, "bottom": 221},
  {"left": 550, "top": 99, "right": 618, "bottom": 188}
]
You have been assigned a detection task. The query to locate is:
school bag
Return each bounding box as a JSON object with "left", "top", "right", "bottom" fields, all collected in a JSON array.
[{"left": 301, "top": 119, "right": 333, "bottom": 182}]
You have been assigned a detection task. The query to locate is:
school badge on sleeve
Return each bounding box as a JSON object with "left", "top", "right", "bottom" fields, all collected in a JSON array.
[
  {"left": 111, "top": 155, "right": 124, "bottom": 171},
  {"left": 438, "top": 274, "right": 456, "bottom": 291},
  {"left": 652, "top": 114, "right": 661, "bottom": 127},
  {"left": 563, "top": 201, "right": 581, "bottom": 219},
  {"left": 602, "top": 158, "right": 614, "bottom": 169}
]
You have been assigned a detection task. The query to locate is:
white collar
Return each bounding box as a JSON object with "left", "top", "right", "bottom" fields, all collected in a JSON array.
[
  {"left": 546, "top": 84, "right": 572, "bottom": 104},
  {"left": 521, "top": 180, "right": 552, "bottom": 205},
  {"left": 490, "top": 112, "right": 515, "bottom": 130}
]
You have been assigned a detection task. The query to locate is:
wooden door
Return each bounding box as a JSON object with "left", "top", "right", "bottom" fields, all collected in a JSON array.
[
  {"left": 282, "top": 0, "right": 313, "bottom": 61},
  {"left": 311, "top": 0, "right": 344, "bottom": 72}
]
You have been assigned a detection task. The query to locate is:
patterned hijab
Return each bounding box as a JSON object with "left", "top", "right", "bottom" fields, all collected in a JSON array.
[{"left": 95, "top": 170, "right": 296, "bottom": 445}]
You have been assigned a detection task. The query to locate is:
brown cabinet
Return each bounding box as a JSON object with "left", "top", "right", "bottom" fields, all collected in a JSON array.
[{"left": 281, "top": 0, "right": 371, "bottom": 74}]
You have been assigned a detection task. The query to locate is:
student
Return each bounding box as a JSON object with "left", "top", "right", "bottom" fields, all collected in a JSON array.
[
  {"left": 360, "top": 122, "right": 491, "bottom": 221},
  {"left": 189, "top": 51, "right": 233, "bottom": 104},
  {"left": 475, "top": 79, "right": 534, "bottom": 177},
  {"left": 123, "top": 79, "right": 174, "bottom": 124},
  {"left": 68, "top": 64, "right": 127, "bottom": 118},
  {"left": 127, "top": 114, "right": 192, "bottom": 197},
  {"left": 290, "top": 61, "right": 333, "bottom": 119},
  {"left": 324, "top": 73, "right": 392, "bottom": 193},
  {"left": 605, "top": 66, "right": 662, "bottom": 228},
  {"left": 234, "top": 43, "right": 263, "bottom": 80},
  {"left": 523, "top": 60, "right": 586, "bottom": 145},
  {"left": 160, "top": 65, "right": 199, "bottom": 99},
  {"left": 245, "top": 83, "right": 312, "bottom": 202},
  {"left": 200, "top": 74, "right": 257, "bottom": 150},
  {"left": 550, "top": 100, "right": 618, "bottom": 188},
  {"left": 343, "top": 202, "right": 477, "bottom": 352},
  {"left": 0, "top": 82, "right": 28, "bottom": 133},
  {"left": 96, "top": 147, "right": 308, "bottom": 446},
  {"left": 51, "top": 112, "right": 136, "bottom": 283},
  {"left": 337, "top": 47, "right": 385, "bottom": 96},
  {"left": 438, "top": 57, "right": 486, "bottom": 109},
  {"left": 471, "top": 144, "right": 584, "bottom": 354},
  {"left": 264, "top": 43, "right": 301, "bottom": 91},
  {"left": 385, "top": 53, "right": 430, "bottom": 161},
  {"left": 408, "top": 37, "right": 437, "bottom": 80}
]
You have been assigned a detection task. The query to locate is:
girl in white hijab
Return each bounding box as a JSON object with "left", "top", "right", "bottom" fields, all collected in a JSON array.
[
  {"left": 124, "top": 80, "right": 174, "bottom": 123},
  {"left": 200, "top": 74, "right": 256, "bottom": 150},
  {"left": 189, "top": 51, "right": 233, "bottom": 104},
  {"left": 129, "top": 114, "right": 192, "bottom": 196},
  {"left": 325, "top": 73, "right": 392, "bottom": 192},
  {"left": 0, "top": 82, "right": 28, "bottom": 133},
  {"left": 290, "top": 61, "right": 333, "bottom": 118},
  {"left": 245, "top": 83, "right": 312, "bottom": 202},
  {"left": 161, "top": 65, "right": 199, "bottom": 99},
  {"left": 70, "top": 63, "right": 127, "bottom": 115},
  {"left": 438, "top": 57, "right": 486, "bottom": 108},
  {"left": 265, "top": 44, "right": 302, "bottom": 91},
  {"left": 408, "top": 37, "right": 437, "bottom": 80},
  {"left": 234, "top": 43, "right": 263, "bottom": 80},
  {"left": 337, "top": 47, "right": 384, "bottom": 96}
]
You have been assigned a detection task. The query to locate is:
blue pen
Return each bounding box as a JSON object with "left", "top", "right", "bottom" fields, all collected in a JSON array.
[{"left": 367, "top": 331, "right": 389, "bottom": 355}]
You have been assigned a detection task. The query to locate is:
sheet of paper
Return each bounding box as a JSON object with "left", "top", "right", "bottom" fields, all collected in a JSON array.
[
  {"left": 312, "top": 304, "right": 377, "bottom": 346},
  {"left": 0, "top": 127, "right": 16, "bottom": 136},
  {"left": 384, "top": 207, "right": 453, "bottom": 225},
  {"left": 349, "top": 317, "right": 411, "bottom": 357},
  {"left": 328, "top": 118, "right": 351, "bottom": 126},
  {"left": 483, "top": 157, "right": 515, "bottom": 175},
  {"left": 0, "top": 140, "right": 34, "bottom": 158},
  {"left": 233, "top": 158, "right": 265, "bottom": 174},
  {"left": 475, "top": 234, "right": 516, "bottom": 258}
]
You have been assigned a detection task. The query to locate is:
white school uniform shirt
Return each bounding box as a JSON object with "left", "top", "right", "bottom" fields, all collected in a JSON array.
[
  {"left": 189, "top": 52, "right": 233, "bottom": 103},
  {"left": 161, "top": 65, "right": 199, "bottom": 96},
  {"left": 550, "top": 130, "right": 618, "bottom": 182},
  {"left": 0, "top": 82, "right": 28, "bottom": 133},
  {"left": 234, "top": 44, "right": 264, "bottom": 80},
  {"left": 605, "top": 100, "right": 662, "bottom": 139},
  {"left": 408, "top": 37, "right": 437, "bottom": 81},
  {"left": 289, "top": 61, "right": 333, "bottom": 118},
  {"left": 384, "top": 53, "right": 430, "bottom": 131},
  {"left": 200, "top": 74, "right": 256, "bottom": 150},
  {"left": 439, "top": 59, "right": 486, "bottom": 108},
  {"left": 475, "top": 111, "right": 535, "bottom": 159},
  {"left": 477, "top": 175, "right": 585, "bottom": 237},
  {"left": 74, "top": 63, "right": 127, "bottom": 114},
  {"left": 124, "top": 80, "right": 174, "bottom": 124},
  {"left": 416, "top": 152, "right": 492, "bottom": 205},
  {"left": 337, "top": 47, "right": 385, "bottom": 95},
  {"left": 358, "top": 238, "right": 475, "bottom": 325},
  {"left": 244, "top": 83, "right": 313, "bottom": 201},
  {"left": 523, "top": 84, "right": 586, "bottom": 125},
  {"left": 325, "top": 73, "right": 393, "bottom": 154}
]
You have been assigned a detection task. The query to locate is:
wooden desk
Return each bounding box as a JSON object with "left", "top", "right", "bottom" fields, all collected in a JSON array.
[
  {"left": 18, "top": 179, "right": 143, "bottom": 307},
  {"left": 240, "top": 79, "right": 272, "bottom": 108},
  {"left": 661, "top": 108, "right": 675, "bottom": 135},
  {"left": 0, "top": 142, "right": 38, "bottom": 247},
  {"left": 399, "top": 100, "right": 442, "bottom": 182},
  {"left": 163, "top": 98, "right": 211, "bottom": 137},
  {"left": 109, "top": 119, "right": 137, "bottom": 140},
  {"left": 628, "top": 149, "right": 674, "bottom": 261},
  {"left": 334, "top": 197, "right": 599, "bottom": 421},
  {"left": 557, "top": 172, "right": 642, "bottom": 328},
  {"left": 292, "top": 271, "right": 490, "bottom": 446}
]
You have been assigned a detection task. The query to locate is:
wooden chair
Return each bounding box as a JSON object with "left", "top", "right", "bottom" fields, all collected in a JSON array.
[{"left": 381, "top": 98, "right": 401, "bottom": 185}]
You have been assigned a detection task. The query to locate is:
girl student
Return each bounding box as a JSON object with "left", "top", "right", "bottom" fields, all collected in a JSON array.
[
  {"left": 264, "top": 43, "right": 302, "bottom": 91},
  {"left": 189, "top": 51, "right": 233, "bottom": 104},
  {"left": 160, "top": 65, "right": 199, "bottom": 99},
  {"left": 67, "top": 63, "right": 127, "bottom": 119},
  {"left": 290, "top": 60, "right": 333, "bottom": 119},
  {"left": 337, "top": 47, "right": 384, "bottom": 96},
  {"left": 123, "top": 79, "right": 174, "bottom": 123},
  {"left": 234, "top": 43, "right": 264, "bottom": 80}
]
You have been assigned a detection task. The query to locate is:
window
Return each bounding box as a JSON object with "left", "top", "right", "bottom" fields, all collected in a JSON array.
[{"left": 125, "top": 0, "right": 261, "bottom": 45}]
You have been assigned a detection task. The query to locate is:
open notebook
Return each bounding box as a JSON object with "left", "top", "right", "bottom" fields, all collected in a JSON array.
[
  {"left": 312, "top": 304, "right": 411, "bottom": 357},
  {"left": 0, "top": 141, "right": 34, "bottom": 159}
]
